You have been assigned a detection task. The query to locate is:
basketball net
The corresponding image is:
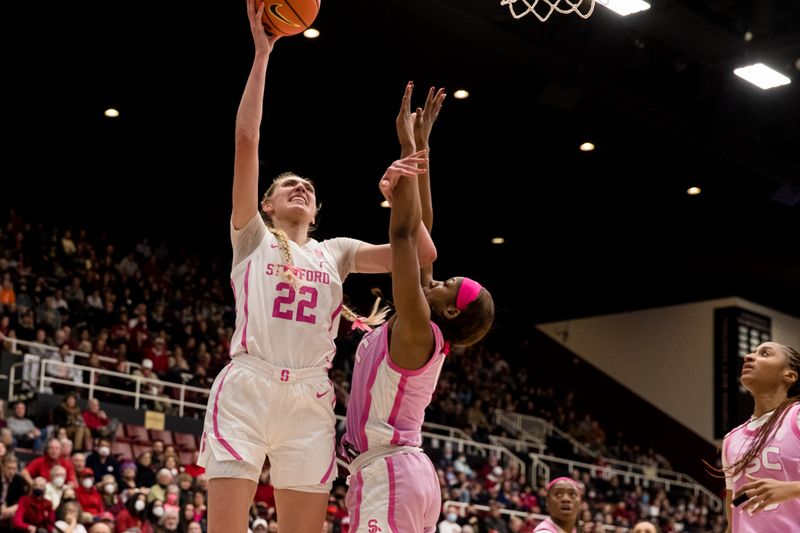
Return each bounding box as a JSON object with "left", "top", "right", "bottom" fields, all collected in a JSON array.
[{"left": 500, "top": 0, "right": 602, "bottom": 21}]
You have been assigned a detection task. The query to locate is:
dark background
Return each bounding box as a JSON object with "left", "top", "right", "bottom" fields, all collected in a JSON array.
[{"left": 4, "top": 0, "right": 799, "bottom": 331}]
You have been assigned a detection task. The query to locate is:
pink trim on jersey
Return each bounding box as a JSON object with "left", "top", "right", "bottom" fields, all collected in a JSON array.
[
  {"left": 386, "top": 456, "right": 398, "bottom": 533},
  {"left": 319, "top": 437, "right": 336, "bottom": 484},
  {"left": 351, "top": 471, "right": 364, "bottom": 531},
  {"left": 329, "top": 303, "right": 343, "bottom": 332},
  {"left": 356, "top": 351, "right": 386, "bottom": 451},
  {"left": 385, "top": 342, "right": 446, "bottom": 376},
  {"left": 240, "top": 260, "right": 252, "bottom": 353},
  {"left": 212, "top": 365, "right": 243, "bottom": 461},
  {"left": 388, "top": 376, "right": 408, "bottom": 445}
]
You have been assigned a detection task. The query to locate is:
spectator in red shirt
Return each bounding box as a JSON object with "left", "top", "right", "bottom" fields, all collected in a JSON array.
[
  {"left": 144, "top": 337, "right": 170, "bottom": 376},
  {"left": 12, "top": 476, "right": 55, "bottom": 532},
  {"left": 22, "top": 438, "right": 77, "bottom": 488},
  {"left": 81, "top": 399, "right": 119, "bottom": 441},
  {"left": 115, "top": 491, "right": 153, "bottom": 533},
  {"left": 181, "top": 450, "right": 204, "bottom": 478},
  {"left": 76, "top": 468, "right": 104, "bottom": 517},
  {"left": 253, "top": 467, "right": 275, "bottom": 513}
]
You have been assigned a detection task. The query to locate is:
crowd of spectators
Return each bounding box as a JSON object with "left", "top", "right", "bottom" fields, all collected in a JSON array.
[{"left": 0, "top": 210, "right": 726, "bottom": 532}]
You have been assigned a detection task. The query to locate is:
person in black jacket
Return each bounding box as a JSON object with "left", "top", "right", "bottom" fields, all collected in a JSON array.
[{"left": 0, "top": 454, "right": 29, "bottom": 525}]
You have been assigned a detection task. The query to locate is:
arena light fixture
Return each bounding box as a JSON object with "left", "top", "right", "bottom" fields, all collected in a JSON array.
[
  {"left": 104, "top": 108, "right": 120, "bottom": 118},
  {"left": 453, "top": 89, "right": 470, "bottom": 100},
  {"left": 580, "top": 142, "right": 595, "bottom": 152},
  {"left": 733, "top": 63, "right": 791, "bottom": 90},
  {"left": 599, "top": 0, "right": 651, "bottom": 17},
  {"left": 303, "top": 28, "right": 320, "bottom": 39}
]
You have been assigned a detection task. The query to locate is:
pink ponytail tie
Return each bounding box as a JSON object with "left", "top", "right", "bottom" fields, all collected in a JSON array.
[
  {"left": 456, "top": 278, "right": 483, "bottom": 311},
  {"left": 351, "top": 318, "right": 372, "bottom": 332}
]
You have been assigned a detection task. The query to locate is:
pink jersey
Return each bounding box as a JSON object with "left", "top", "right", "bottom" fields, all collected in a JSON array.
[
  {"left": 533, "top": 518, "right": 576, "bottom": 533},
  {"left": 229, "top": 218, "right": 361, "bottom": 370},
  {"left": 723, "top": 402, "right": 800, "bottom": 533},
  {"left": 341, "top": 321, "right": 447, "bottom": 456}
]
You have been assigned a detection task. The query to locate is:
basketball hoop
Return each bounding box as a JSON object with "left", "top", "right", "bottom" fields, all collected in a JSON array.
[{"left": 500, "top": 0, "right": 602, "bottom": 22}]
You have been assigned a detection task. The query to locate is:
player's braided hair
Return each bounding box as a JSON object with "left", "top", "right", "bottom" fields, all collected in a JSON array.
[
  {"left": 267, "top": 210, "right": 388, "bottom": 331},
  {"left": 707, "top": 343, "right": 800, "bottom": 479}
]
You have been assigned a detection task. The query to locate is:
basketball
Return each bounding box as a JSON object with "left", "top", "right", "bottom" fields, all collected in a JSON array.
[{"left": 261, "top": 0, "right": 320, "bottom": 37}]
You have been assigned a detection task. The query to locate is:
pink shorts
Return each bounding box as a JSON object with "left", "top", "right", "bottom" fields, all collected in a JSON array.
[
  {"left": 198, "top": 354, "right": 337, "bottom": 491},
  {"left": 346, "top": 451, "right": 440, "bottom": 533}
]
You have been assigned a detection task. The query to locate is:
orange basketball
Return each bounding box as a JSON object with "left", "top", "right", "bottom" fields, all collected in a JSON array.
[{"left": 261, "top": 0, "right": 320, "bottom": 37}]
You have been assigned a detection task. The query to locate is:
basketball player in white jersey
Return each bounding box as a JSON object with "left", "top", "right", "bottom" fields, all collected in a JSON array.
[
  {"left": 199, "top": 3, "right": 437, "bottom": 532},
  {"left": 339, "top": 83, "right": 494, "bottom": 532},
  {"left": 720, "top": 342, "right": 800, "bottom": 532}
]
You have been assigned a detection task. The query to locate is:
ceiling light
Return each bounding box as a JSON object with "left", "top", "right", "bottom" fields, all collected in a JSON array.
[
  {"left": 491, "top": 237, "right": 505, "bottom": 244},
  {"left": 380, "top": 200, "right": 390, "bottom": 208},
  {"left": 687, "top": 186, "right": 701, "bottom": 196},
  {"left": 104, "top": 108, "right": 119, "bottom": 118},
  {"left": 303, "top": 28, "right": 320, "bottom": 39},
  {"left": 743, "top": 31, "right": 753, "bottom": 42},
  {"left": 579, "top": 142, "right": 595, "bottom": 152},
  {"left": 599, "top": 0, "right": 651, "bottom": 17},
  {"left": 733, "top": 63, "right": 791, "bottom": 90},
  {"left": 453, "top": 89, "right": 469, "bottom": 100}
]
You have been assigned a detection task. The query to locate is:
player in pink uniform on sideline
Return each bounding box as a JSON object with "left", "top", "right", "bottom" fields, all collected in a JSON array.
[
  {"left": 721, "top": 341, "right": 800, "bottom": 533},
  {"left": 339, "top": 83, "right": 494, "bottom": 532},
  {"left": 533, "top": 477, "right": 582, "bottom": 533},
  {"left": 198, "top": 3, "right": 437, "bottom": 532}
]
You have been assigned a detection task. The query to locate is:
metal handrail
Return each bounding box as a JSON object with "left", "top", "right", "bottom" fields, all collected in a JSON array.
[
  {"left": 0, "top": 333, "right": 140, "bottom": 370},
  {"left": 529, "top": 452, "right": 723, "bottom": 512},
  {"left": 7, "top": 358, "right": 209, "bottom": 418}
]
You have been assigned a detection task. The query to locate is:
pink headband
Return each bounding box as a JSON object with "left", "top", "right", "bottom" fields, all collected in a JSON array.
[
  {"left": 546, "top": 477, "right": 583, "bottom": 493},
  {"left": 456, "top": 278, "right": 483, "bottom": 311}
]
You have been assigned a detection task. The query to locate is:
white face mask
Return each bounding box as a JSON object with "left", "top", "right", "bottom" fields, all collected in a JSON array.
[
  {"left": 104, "top": 483, "right": 116, "bottom": 494},
  {"left": 447, "top": 513, "right": 458, "bottom": 522},
  {"left": 98, "top": 446, "right": 111, "bottom": 457},
  {"left": 134, "top": 500, "right": 146, "bottom": 512},
  {"left": 52, "top": 476, "right": 65, "bottom": 488},
  {"left": 152, "top": 506, "right": 165, "bottom": 517},
  {"left": 82, "top": 478, "right": 94, "bottom": 489}
]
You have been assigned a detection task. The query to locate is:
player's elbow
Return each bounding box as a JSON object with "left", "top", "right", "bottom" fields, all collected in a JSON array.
[
  {"left": 419, "top": 243, "right": 437, "bottom": 267},
  {"left": 235, "top": 126, "right": 259, "bottom": 148}
]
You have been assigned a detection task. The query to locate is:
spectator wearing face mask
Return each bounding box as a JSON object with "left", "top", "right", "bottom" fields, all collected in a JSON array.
[
  {"left": 115, "top": 491, "right": 153, "bottom": 533},
  {"left": 98, "top": 474, "right": 123, "bottom": 516},
  {"left": 85, "top": 438, "right": 120, "bottom": 484},
  {"left": 45, "top": 464, "right": 69, "bottom": 509},
  {"left": 438, "top": 504, "right": 463, "bottom": 533},
  {"left": 12, "top": 476, "right": 55, "bottom": 532},
  {"left": 148, "top": 499, "right": 166, "bottom": 528},
  {"left": 75, "top": 468, "right": 103, "bottom": 517}
]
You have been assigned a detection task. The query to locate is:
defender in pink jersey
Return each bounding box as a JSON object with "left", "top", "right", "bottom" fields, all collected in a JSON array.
[
  {"left": 341, "top": 83, "right": 494, "bottom": 533},
  {"left": 201, "top": 3, "right": 436, "bottom": 533},
  {"left": 720, "top": 341, "right": 800, "bottom": 533},
  {"left": 533, "top": 478, "right": 583, "bottom": 533}
]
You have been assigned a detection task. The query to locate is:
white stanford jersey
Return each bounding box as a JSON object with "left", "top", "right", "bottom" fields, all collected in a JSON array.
[{"left": 229, "top": 215, "right": 362, "bottom": 370}]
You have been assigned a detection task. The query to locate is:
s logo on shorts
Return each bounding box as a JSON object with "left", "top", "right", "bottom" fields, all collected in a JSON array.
[
  {"left": 280, "top": 369, "right": 290, "bottom": 382},
  {"left": 367, "top": 519, "right": 382, "bottom": 533}
]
